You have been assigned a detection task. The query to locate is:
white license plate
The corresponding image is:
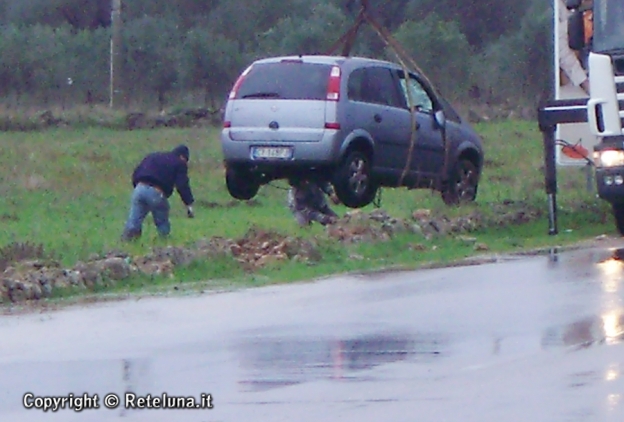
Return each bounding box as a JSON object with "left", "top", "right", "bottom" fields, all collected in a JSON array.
[{"left": 252, "top": 147, "right": 293, "bottom": 160}]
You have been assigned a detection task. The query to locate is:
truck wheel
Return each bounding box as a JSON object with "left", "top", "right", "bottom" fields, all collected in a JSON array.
[
  {"left": 612, "top": 203, "right": 624, "bottom": 236},
  {"left": 226, "top": 167, "right": 260, "bottom": 200},
  {"left": 441, "top": 158, "right": 479, "bottom": 206},
  {"left": 333, "top": 150, "right": 378, "bottom": 208}
]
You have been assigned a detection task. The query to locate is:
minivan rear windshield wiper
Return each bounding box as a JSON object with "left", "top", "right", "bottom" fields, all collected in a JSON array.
[{"left": 241, "top": 92, "right": 281, "bottom": 99}]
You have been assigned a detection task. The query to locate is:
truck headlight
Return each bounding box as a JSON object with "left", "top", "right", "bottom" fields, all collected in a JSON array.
[{"left": 597, "top": 150, "right": 624, "bottom": 167}]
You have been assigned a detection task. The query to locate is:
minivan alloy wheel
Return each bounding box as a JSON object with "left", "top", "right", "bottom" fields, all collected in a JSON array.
[
  {"left": 333, "top": 150, "right": 378, "bottom": 208},
  {"left": 442, "top": 158, "right": 478, "bottom": 205},
  {"left": 455, "top": 160, "right": 477, "bottom": 200},
  {"left": 348, "top": 157, "right": 369, "bottom": 196}
]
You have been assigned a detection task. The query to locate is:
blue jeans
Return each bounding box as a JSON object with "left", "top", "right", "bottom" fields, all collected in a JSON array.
[{"left": 123, "top": 183, "right": 170, "bottom": 238}]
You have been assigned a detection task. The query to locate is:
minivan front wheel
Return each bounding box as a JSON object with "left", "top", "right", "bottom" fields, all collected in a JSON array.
[
  {"left": 441, "top": 158, "right": 478, "bottom": 206},
  {"left": 333, "top": 150, "right": 378, "bottom": 208},
  {"left": 225, "top": 166, "right": 260, "bottom": 200}
]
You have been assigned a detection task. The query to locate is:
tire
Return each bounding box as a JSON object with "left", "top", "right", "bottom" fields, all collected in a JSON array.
[
  {"left": 612, "top": 203, "right": 624, "bottom": 236},
  {"left": 225, "top": 167, "right": 260, "bottom": 200},
  {"left": 332, "top": 150, "right": 378, "bottom": 208},
  {"left": 441, "top": 158, "right": 479, "bottom": 206}
]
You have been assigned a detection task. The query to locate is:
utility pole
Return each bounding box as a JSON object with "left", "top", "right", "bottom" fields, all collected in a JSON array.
[{"left": 110, "top": 0, "right": 123, "bottom": 109}]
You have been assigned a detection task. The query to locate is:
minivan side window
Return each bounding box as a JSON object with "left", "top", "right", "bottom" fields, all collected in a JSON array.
[
  {"left": 398, "top": 76, "right": 433, "bottom": 113},
  {"left": 347, "top": 68, "right": 366, "bottom": 103},
  {"left": 347, "top": 67, "right": 403, "bottom": 108}
]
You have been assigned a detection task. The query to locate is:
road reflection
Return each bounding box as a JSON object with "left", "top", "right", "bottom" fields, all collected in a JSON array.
[{"left": 236, "top": 332, "right": 447, "bottom": 391}]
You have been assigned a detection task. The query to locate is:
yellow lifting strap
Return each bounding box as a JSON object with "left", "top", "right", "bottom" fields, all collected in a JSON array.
[{"left": 325, "top": 0, "right": 450, "bottom": 188}]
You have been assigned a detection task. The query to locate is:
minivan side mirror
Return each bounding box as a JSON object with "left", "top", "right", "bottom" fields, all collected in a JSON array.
[
  {"left": 567, "top": 10, "right": 586, "bottom": 51},
  {"left": 434, "top": 110, "right": 446, "bottom": 129}
]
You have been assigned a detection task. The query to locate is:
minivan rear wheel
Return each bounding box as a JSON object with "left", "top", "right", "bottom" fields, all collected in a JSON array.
[
  {"left": 226, "top": 166, "right": 260, "bottom": 200},
  {"left": 333, "top": 150, "right": 378, "bottom": 208}
]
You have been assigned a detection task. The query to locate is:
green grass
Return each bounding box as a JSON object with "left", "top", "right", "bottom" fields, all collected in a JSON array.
[{"left": 0, "top": 120, "right": 615, "bottom": 299}]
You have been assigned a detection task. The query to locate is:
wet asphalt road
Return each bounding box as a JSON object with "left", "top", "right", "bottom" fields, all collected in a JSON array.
[{"left": 0, "top": 246, "right": 623, "bottom": 421}]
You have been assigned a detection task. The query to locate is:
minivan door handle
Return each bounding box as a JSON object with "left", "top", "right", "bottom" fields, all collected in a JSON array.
[{"left": 374, "top": 113, "right": 383, "bottom": 123}]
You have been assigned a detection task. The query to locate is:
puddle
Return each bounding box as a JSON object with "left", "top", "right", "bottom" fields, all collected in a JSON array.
[
  {"left": 236, "top": 332, "right": 447, "bottom": 392},
  {"left": 542, "top": 309, "right": 624, "bottom": 350}
]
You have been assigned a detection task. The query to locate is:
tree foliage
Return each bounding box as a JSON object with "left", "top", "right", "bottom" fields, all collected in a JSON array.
[
  {"left": 391, "top": 14, "right": 473, "bottom": 99},
  {"left": 0, "top": 0, "right": 554, "bottom": 109}
]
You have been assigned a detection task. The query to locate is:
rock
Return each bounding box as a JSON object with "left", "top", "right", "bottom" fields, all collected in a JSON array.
[
  {"left": 474, "top": 243, "right": 490, "bottom": 252},
  {"left": 63, "top": 270, "right": 83, "bottom": 286},
  {"left": 410, "top": 224, "right": 424, "bottom": 236},
  {"left": 411, "top": 209, "right": 432, "bottom": 220},
  {"left": 98, "top": 257, "right": 133, "bottom": 280},
  {"left": 255, "top": 253, "right": 288, "bottom": 268},
  {"left": 349, "top": 254, "right": 364, "bottom": 261},
  {"left": 27, "top": 282, "right": 43, "bottom": 300},
  {"left": 8, "top": 282, "right": 28, "bottom": 302},
  {"left": 595, "top": 234, "right": 608, "bottom": 241},
  {"left": 456, "top": 236, "right": 477, "bottom": 244},
  {"left": 408, "top": 243, "right": 428, "bottom": 251},
  {"left": 134, "top": 258, "right": 174, "bottom": 277},
  {"left": 429, "top": 219, "right": 450, "bottom": 235},
  {"left": 73, "top": 263, "right": 104, "bottom": 289},
  {"left": 369, "top": 209, "right": 390, "bottom": 222},
  {"left": 150, "top": 246, "right": 197, "bottom": 267},
  {"left": 0, "top": 280, "right": 8, "bottom": 301}
]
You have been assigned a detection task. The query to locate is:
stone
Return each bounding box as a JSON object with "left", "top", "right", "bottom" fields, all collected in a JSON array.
[
  {"left": 98, "top": 257, "right": 132, "bottom": 280},
  {"left": 474, "top": 243, "right": 490, "bottom": 252},
  {"left": 412, "top": 209, "right": 432, "bottom": 220},
  {"left": 369, "top": 209, "right": 390, "bottom": 222},
  {"left": 456, "top": 236, "right": 477, "bottom": 244}
]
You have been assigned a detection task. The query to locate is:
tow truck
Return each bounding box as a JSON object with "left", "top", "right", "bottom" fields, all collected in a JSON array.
[
  {"left": 539, "top": 0, "right": 624, "bottom": 235},
  {"left": 569, "top": 0, "right": 624, "bottom": 233}
]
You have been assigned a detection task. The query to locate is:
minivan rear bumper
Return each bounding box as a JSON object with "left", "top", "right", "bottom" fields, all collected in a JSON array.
[{"left": 221, "top": 129, "right": 342, "bottom": 169}]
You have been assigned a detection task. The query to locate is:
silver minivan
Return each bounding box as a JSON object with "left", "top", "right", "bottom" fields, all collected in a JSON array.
[{"left": 221, "top": 55, "right": 484, "bottom": 208}]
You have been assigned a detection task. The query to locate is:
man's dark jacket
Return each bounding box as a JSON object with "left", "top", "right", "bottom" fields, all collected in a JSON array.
[{"left": 132, "top": 151, "right": 194, "bottom": 206}]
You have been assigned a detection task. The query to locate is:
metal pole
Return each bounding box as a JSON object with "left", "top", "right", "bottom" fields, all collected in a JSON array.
[
  {"left": 585, "top": 162, "right": 594, "bottom": 192},
  {"left": 110, "top": 0, "right": 122, "bottom": 109},
  {"left": 542, "top": 124, "right": 558, "bottom": 235}
]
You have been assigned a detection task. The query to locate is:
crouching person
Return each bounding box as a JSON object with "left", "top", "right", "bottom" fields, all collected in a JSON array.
[
  {"left": 121, "top": 144, "right": 195, "bottom": 241},
  {"left": 287, "top": 177, "right": 340, "bottom": 226}
]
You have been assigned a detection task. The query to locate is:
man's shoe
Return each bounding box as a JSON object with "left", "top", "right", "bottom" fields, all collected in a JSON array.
[{"left": 121, "top": 230, "right": 141, "bottom": 242}]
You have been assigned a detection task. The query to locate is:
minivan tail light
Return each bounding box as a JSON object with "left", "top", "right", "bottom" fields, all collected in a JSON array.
[
  {"left": 228, "top": 65, "right": 253, "bottom": 100},
  {"left": 325, "top": 122, "right": 341, "bottom": 130},
  {"left": 326, "top": 66, "right": 341, "bottom": 101},
  {"left": 223, "top": 121, "right": 232, "bottom": 128}
]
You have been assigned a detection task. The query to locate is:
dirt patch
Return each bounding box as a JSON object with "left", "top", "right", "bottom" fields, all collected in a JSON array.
[
  {"left": 0, "top": 213, "right": 19, "bottom": 222},
  {"left": 327, "top": 209, "right": 420, "bottom": 243}
]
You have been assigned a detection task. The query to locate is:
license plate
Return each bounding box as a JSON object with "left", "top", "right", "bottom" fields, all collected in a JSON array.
[{"left": 251, "top": 146, "right": 293, "bottom": 160}]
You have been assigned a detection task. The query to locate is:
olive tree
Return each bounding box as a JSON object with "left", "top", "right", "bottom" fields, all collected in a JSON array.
[
  {"left": 123, "top": 16, "right": 182, "bottom": 109},
  {"left": 179, "top": 28, "right": 245, "bottom": 108},
  {"left": 391, "top": 14, "right": 473, "bottom": 100}
]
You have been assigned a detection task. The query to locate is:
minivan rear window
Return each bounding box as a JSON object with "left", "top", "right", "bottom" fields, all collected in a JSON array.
[{"left": 235, "top": 62, "right": 332, "bottom": 100}]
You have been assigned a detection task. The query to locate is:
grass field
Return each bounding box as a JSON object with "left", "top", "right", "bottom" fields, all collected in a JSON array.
[{"left": 0, "top": 120, "right": 615, "bottom": 293}]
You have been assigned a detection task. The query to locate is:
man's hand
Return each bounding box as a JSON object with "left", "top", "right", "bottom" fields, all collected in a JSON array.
[
  {"left": 187, "top": 206, "right": 195, "bottom": 219},
  {"left": 329, "top": 193, "right": 341, "bottom": 205}
]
